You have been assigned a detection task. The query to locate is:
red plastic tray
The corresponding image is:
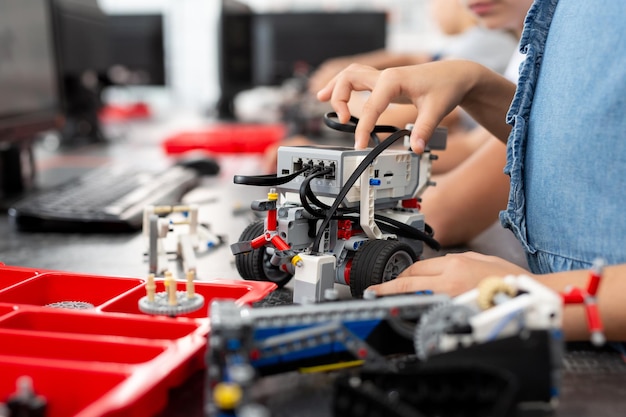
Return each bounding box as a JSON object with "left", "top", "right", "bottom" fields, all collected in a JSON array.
[
  {"left": 162, "top": 123, "right": 287, "bottom": 155},
  {"left": 0, "top": 263, "right": 276, "bottom": 417}
]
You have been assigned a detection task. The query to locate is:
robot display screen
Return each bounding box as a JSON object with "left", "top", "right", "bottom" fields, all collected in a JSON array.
[{"left": 0, "top": 0, "right": 61, "bottom": 139}]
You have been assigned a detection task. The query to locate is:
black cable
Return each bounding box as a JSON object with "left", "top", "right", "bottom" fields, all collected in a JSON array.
[
  {"left": 300, "top": 167, "right": 359, "bottom": 220},
  {"left": 323, "top": 112, "right": 400, "bottom": 135},
  {"left": 322, "top": 113, "right": 361, "bottom": 133},
  {"left": 303, "top": 182, "right": 329, "bottom": 218},
  {"left": 311, "top": 128, "right": 410, "bottom": 253},
  {"left": 304, "top": 185, "right": 355, "bottom": 217},
  {"left": 323, "top": 112, "right": 401, "bottom": 147},
  {"left": 301, "top": 168, "right": 358, "bottom": 218},
  {"left": 299, "top": 166, "right": 327, "bottom": 217},
  {"left": 302, "top": 185, "right": 440, "bottom": 249},
  {"left": 374, "top": 214, "right": 441, "bottom": 251},
  {"left": 233, "top": 166, "right": 310, "bottom": 186},
  {"left": 303, "top": 178, "right": 440, "bottom": 249}
]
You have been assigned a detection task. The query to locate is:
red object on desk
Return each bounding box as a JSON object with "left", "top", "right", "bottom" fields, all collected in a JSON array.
[
  {"left": 0, "top": 264, "right": 276, "bottom": 417},
  {"left": 162, "top": 123, "right": 287, "bottom": 155},
  {"left": 99, "top": 102, "right": 152, "bottom": 122}
]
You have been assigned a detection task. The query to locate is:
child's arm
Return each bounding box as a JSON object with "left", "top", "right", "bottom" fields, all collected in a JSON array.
[
  {"left": 367, "top": 252, "right": 626, "bottom": 342},
  {"left": 420, "top": 137, "right": 509, "bottom": 246}
]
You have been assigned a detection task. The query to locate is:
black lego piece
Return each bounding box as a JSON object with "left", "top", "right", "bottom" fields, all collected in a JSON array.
[
  {"left": 333, "top": 361, "right": 518, "bottom": 417},
  {"left": 5, "top": 376, "right": 48, "bottom": 417},
  {"left": 332, "top": 330, "right": 559, "bottom": 417},
  {"left": 423, "top": 330, "right": 559, "bottom": 406}
]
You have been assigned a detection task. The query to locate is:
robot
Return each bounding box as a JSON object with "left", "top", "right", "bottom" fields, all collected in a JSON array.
[
  {"left": 206, "top": 270, "right": 608, "bottom": 417},
  {"left": 230, "top": 114, "right": 447, "bottom": 303},
  {"left": 142, "top": 204, "right": 223, "bottom": 278},
  {"left": 137, "top": 204, "right": 224, "bottom": 317}
]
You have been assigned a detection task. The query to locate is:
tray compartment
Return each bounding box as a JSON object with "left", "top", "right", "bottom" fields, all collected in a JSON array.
[
  {"left": 0, "top": 331, "right": 165, "bottom": 364},
  {"left": 0, "top": 304, "right": 16, "bottom": 317},
  {"left": 0, "top": 309, "right": 199, "bottom": 341},
  {"left": 100, "top": 279, "right": 276, "bottom": 318},
  {"left": 0, "top": 266, "right": 39, "bottom": 290},
  {"left": 0, "top": 273, "right": 143, "bottom": 308},
  {"left": 0, "top": 360, "right": 128, "bottom": 417}
]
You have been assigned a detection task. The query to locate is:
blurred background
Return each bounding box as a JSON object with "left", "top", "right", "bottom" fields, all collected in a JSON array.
[
  {"left": 0, "top": 0, "right": 453, "bottom": 201},
  {"left": 99, "top": 0, "right": 446, "bottom": 117}
]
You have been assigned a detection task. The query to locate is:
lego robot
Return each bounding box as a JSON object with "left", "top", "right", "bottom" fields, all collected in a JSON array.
[
  {"left": 138, "top": 204, "right": 224, "bottom": 317},
  {"left": 230, "top": 114, "right": 447, "bottom": 303},
  {"left": 206, "top": 274, "right": 583, "bottom": 417},
  {"left": 142, "top": 204, "right": 223, "bottom": 278}
]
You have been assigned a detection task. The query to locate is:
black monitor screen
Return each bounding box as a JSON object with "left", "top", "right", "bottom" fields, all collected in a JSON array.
[
  {"left": 251, "top": 12, "right": 387, "bottom": 86},
  {"left": 106, "top": 14, "right": 166, "bottom": 86},
  {"left": 0, "top": 0, "right": 61, "bottom": 140}
]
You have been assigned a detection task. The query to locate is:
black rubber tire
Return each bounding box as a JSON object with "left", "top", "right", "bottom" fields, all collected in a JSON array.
[
  {"left": 234, "top": 220, "right": 293, "bottom": 288},
  {"left": 349, "top": 239, "right": 417, "bottom": 298}
]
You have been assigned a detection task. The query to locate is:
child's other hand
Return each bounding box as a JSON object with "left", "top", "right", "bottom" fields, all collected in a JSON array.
[
  {"left": 367, "top": 251, "right": 531, "bottom": 297},
  {"left": 317, "top": 61, "right": 480, "bottom": 154}
]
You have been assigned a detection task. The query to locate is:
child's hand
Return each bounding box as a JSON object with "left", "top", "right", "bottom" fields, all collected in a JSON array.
[
  {"left": 308, "top": 56, "right": 354, "bottom": 94},
  {"left": 367, "top": 251, "right": 531, "bottom": 297},
  {"left": 316, "top": 61, "right": 495, "bottom": 153}
]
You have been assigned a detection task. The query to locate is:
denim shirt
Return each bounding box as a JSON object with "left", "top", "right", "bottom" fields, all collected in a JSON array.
[{"left": 500, "top": 0, "right": 626, "bottom": 273}]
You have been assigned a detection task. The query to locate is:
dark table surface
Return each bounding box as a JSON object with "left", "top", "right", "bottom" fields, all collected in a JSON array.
[{"left": 1, "top": 119, "right": 624, "bottom": 417}]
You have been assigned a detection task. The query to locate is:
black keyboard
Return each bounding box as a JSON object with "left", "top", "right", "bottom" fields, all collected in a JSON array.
[{"left": 8, "top": 164, "right": 200, "bottom": 232}]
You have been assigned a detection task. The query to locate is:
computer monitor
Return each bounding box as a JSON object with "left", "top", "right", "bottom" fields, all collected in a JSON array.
[
  {"left": 251, "top": 12, "right": 387, "bottom": 86},
  {"left": 217, "top": 9, "right": 387, "bottom": 119},
  {"left": 105, "top": 14, "right": 166, "bottom": 87},
  {"left": 53, "top": 0, "right": 109, "bottom": 77},
  {"left": 0, "top": 0, "right": 63, "bottom": 197},
  {"left": 217, "top": 2, "right": 252, "bottom": 119},
  {"left": 51, "top": 0, "right": 109, "bottom": 145}
]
